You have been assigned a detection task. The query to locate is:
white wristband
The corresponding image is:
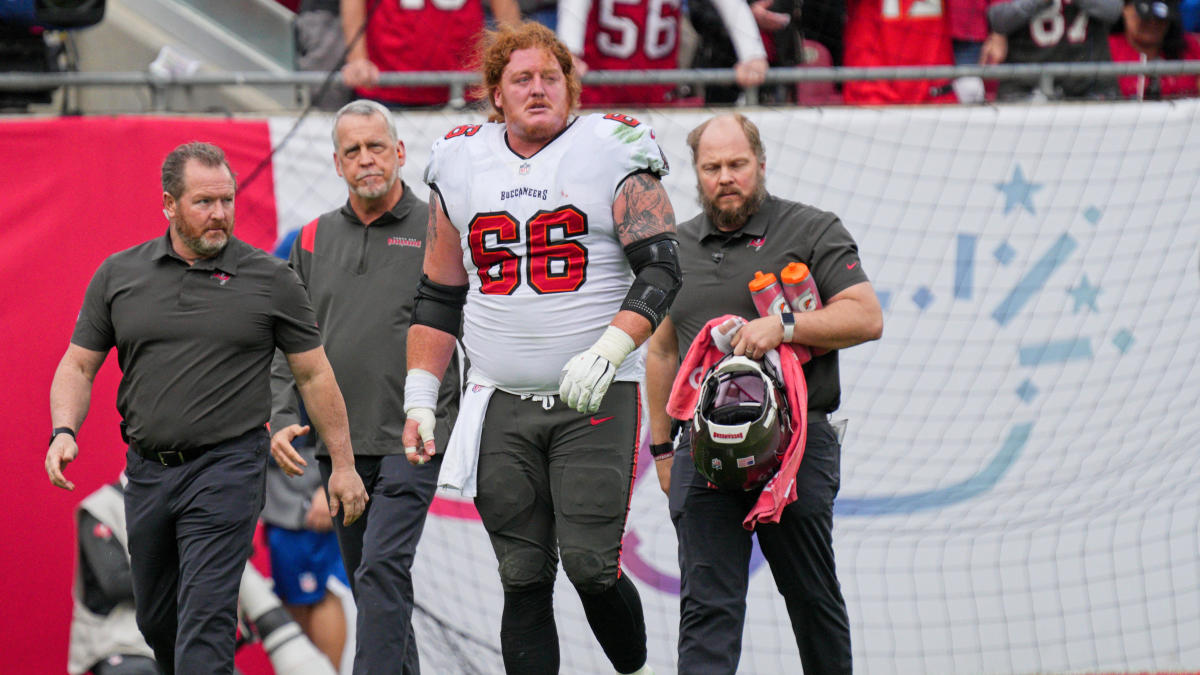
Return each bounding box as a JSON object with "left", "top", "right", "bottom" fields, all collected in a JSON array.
[
  {"left": 404, "top": 368, "right": 441, "bottom": 412},
  {"left": 591, "top": 325, "right": 637, "bottom": 366}
]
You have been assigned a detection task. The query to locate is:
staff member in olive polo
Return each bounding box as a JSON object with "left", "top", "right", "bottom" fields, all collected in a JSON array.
[{"left": 44, "top": 142, "right": 368, "bottom": 675}]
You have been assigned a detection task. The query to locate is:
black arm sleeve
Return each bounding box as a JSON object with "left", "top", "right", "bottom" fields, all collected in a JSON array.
[
  {"left": 78, "top": 511, "right": 135, "bottom": 614},
  {"left": 621, "top": 233, "right": 683, "bottom": 331}
]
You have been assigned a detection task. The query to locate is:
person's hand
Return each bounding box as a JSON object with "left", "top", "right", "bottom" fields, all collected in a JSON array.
[
  {"left": 559, "top": 326, "right": 636, "bottom": 414},
  {"left": 270, "top": 424, "right": 310, "bottom": 477},
  {"left": 729, "top": 315, "right": 784, "bottom": 359},
  {"left": 654, "top": 455, "right": 673, "bottom": 496},
  {"left": 559, "top": 351, "right": 619, "bottom": 414},
  {"left": 46, "top": 435, "right": 78, "bottom": 490},
  {"left": 734, "top": 57, "right": 769, "bottom": 89},
  {"left": 403, "top": 408, "right": 437, "bottom": 465},
  {"left": 980, "top": 33, "right": 1008, "bottom": 65},
  {"left": 304, "top": 486, "right": 333, "bottom": 532},
  {"left": 326, "top": 466, "right": 368, "bottom": 526},
  {"left": 750, "top": 0, "right": 791, "bottom": 31},
  {"left": 341, "top": 57, "right": 380, "bottom": 89}
]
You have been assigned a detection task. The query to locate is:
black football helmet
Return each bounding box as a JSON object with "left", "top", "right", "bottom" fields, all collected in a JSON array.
[{"left": 691, "top": 354, "right": 790, "bottom": 491}]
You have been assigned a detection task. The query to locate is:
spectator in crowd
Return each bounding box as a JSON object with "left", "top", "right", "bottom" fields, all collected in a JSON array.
[
  {"left": 843, "top": 0, "right": 958, "bottom": 103},
  {"left": 557, "top": 0, "right": 768, "bottom": 105},
  {"left": 262, "top": 379, "right": 350, "bottom": 670},
  {"left": 68, "top": 475, "right": 337, "bottom": 675},
  {"left": 46, "top": 141, "right": 367, "bottom": 675},
  {"left": 645, "top": 112, "right": 882, "bottom": 675},
  {"left": 340, "top": 0, "right": 520, "bottom": 107},
  {"left": 983, "top": 0, "right": 1121, "bottom": 99},
  {"left": 682, "top": 0, "right": 782, "bottom": 104},
  {"left": 295, "top": 0, "right": 354, "bottom": 110},
  {"left": 948, "top": 0, "right": 992, "bottom": 63},
  {"left": 405, "top": 21, "right": 679, "bottom": 675},
  {"left": 1108, "top": 0, "right": 1200, "bottom": 98},
  {"left": 270, "top": 99, "right": 461, "bottom": 674}
]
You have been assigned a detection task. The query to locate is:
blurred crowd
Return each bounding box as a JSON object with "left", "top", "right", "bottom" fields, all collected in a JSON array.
[{"left": 284, "top": 0, "right": 1200, "bottom": 108}]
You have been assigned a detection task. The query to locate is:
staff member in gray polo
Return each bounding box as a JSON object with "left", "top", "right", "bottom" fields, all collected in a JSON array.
[
  {"left": 45, "top": 142, "right": 368, "bottom": 675},
  {"left": 645, "top": 113, "right": 883, "bottom": 675}
]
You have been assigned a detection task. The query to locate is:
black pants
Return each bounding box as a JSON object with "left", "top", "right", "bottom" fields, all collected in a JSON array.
[
  {"left": 669, "top": 419, "right": 852, "bottom": 675},
  {"left": 319, "top": 452, "right": 440, "bottom": 675},
  {"left": 123, "top": 428, "right": 268, "bottom": 675}
]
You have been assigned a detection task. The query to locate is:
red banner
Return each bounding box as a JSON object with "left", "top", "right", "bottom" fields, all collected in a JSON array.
[{"left": 0, "top": 116, "right": 277, "bottom": 674}]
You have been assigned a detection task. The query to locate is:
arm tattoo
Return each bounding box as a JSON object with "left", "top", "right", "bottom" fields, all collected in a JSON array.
[
  {"left": 426, "top": 191, "right": 441, "bottom": 248},
  {"left": 614, "top": 172, "right": 677, "bottom": 247}
]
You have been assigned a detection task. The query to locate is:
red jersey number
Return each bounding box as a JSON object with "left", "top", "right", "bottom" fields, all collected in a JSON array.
[{"left": 467, "top": 207, "right": 590, "bottom": 295}]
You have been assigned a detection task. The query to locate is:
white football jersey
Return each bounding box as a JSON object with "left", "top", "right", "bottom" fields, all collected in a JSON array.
[{"left": 425, "top": 113, "right": 669, "bottom": 394}]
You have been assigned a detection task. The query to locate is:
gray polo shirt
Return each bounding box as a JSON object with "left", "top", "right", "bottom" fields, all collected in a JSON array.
[
  {"left": 72, "top": 233, "right": 323, "bottom": 452},
  {"left": 670, "top": 194, "right": 870, "bottom": 413},
  {"left": 269, "top": 184, "right": 460, "bottom": 459}
]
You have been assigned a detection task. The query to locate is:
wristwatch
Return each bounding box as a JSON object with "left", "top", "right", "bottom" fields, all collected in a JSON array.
[
  {"left": 49, "top": 427, "right": 76, "bottom": 446},
  {"left": 779, "top": 312, "right": 795, "bottom": 343}
]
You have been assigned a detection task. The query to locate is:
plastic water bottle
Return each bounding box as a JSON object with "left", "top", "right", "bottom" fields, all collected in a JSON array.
[
  {"left": 748, "top": 270, "right": 788, "bottom": 317},
  {"left": 780, "top": 262, "right": 827, "bottom": 356},
  {"left": 780, "top": 262, "right": 822, "bottom": 313}
]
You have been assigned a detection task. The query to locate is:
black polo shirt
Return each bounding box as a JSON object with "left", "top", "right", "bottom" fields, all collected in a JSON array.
[
  {"left": 670, "top": 194, "right": 870, "bottom": 413},
  {"left": 72, "top": 232, "right": 322, "bottom": 452}
]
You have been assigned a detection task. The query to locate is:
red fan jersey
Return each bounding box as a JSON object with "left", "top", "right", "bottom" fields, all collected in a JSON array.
[
  {"left": 843, "top": 0, "right": 956, "bottom": 104},
  {"left": 579, "top": 0, "right": 683, "bottom": 106},
  {"left": 357, "top": 0, "right": 486, "bottom": 106}
]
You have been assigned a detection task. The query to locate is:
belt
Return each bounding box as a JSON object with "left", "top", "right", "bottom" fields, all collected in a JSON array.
[
  {"left": 130, "top": 426, "right": 264, "bottom": 467},
  {"left": 133, "top": 442, "right": 217, "bottom": 467}
]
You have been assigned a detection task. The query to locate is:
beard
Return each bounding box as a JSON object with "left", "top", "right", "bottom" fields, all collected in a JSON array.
[
  {"left": 174, "top": 218, "right": 231, "bottom": 258},
  {"left": 699, "top": 173, "right": 767, "bottom": 232},
  {"left": 351, "top": 166, "right": 399, "bottom": 200}
]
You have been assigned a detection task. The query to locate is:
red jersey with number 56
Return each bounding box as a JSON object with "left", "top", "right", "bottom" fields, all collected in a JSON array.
[
  {"left": 843, "top": 0, "right": 955, "bottom": 104},
  {"left": 357, "top": 0, "right": 485, "bottom": 106},
  {"left": 580, "top": 0, "right": 682, "bottom": 105},
  {"left": 424, "top": 113, "right": 669, "bottom": 393}
]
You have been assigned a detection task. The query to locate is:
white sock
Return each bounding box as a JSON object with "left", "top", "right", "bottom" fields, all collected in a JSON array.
[{"left": 618, "top": 665, "right": 654, "bottom": 675}]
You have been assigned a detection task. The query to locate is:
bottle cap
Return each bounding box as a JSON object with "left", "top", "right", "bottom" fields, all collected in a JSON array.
[
  {"left": 748, "top": 270, "right": 777, "bottom": 292},
  {"left": 781, "top": 262, "right": 811, "bottom": 284}
]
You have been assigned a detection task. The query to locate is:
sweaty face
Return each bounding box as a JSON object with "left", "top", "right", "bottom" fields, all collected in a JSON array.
[
  {"left": 165, "top": 161, "right": 235, "bottom": 259},
  {"left": 494, "top": 47, "right": 571, "bottom": 148},
  {"left": 334, "top": 112, "right": 403, "bottom": 201},
  {"left": 694, "top": 119, "right": 767, "bottom": 232}
]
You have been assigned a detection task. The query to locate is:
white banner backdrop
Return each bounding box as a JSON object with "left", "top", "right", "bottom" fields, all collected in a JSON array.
[{"left": 269, "top": 101, "right": 1200, "bottom": 675}]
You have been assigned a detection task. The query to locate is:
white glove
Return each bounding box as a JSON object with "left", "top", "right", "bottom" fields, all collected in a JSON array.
[
  {"left": 711, "top": 316, "right": 747, "bottom": 354},
  {"left": 559, "top": 326, "right": 637, "bottom": 414}
]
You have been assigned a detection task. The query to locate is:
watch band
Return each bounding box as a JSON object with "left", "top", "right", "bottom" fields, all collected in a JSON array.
[
  {"left": 50, "top": 426, "right": 76, "bottom": 446},
  {"left": 649, "top": 442, "right": 675, "bottom": 459},
  {"left": 780, "top": 312, "right": 796, "bottom": 343}
]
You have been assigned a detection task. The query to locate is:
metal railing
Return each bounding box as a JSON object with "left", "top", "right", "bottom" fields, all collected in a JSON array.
[{"left": 3, "top": 62, "right": 1199, "bottom": 110}]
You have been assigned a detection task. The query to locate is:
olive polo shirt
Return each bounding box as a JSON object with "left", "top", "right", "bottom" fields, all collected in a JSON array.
[
  {"left": 72, "top": 232, "right": 322, "bottom": 452},
  {"left": 669, "top": 194, "right": 870, "bottom": 413}
]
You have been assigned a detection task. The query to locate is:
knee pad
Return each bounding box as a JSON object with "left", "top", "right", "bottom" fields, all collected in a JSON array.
[
  {"left": 498, "top": 548, "right": 556, "bottom": 589},
  {"left": 561, "top": 548, "right": 613, "bottom": 595}
]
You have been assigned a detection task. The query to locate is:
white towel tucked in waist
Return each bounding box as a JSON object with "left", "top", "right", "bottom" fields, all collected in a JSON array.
[{"left": 438, "top": 381, "right": 495, "bottom": 498}]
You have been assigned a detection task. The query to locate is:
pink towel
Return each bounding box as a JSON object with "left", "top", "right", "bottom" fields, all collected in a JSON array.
[{"left": 667, "top": 315, "right": 810, "bottom": 530}]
